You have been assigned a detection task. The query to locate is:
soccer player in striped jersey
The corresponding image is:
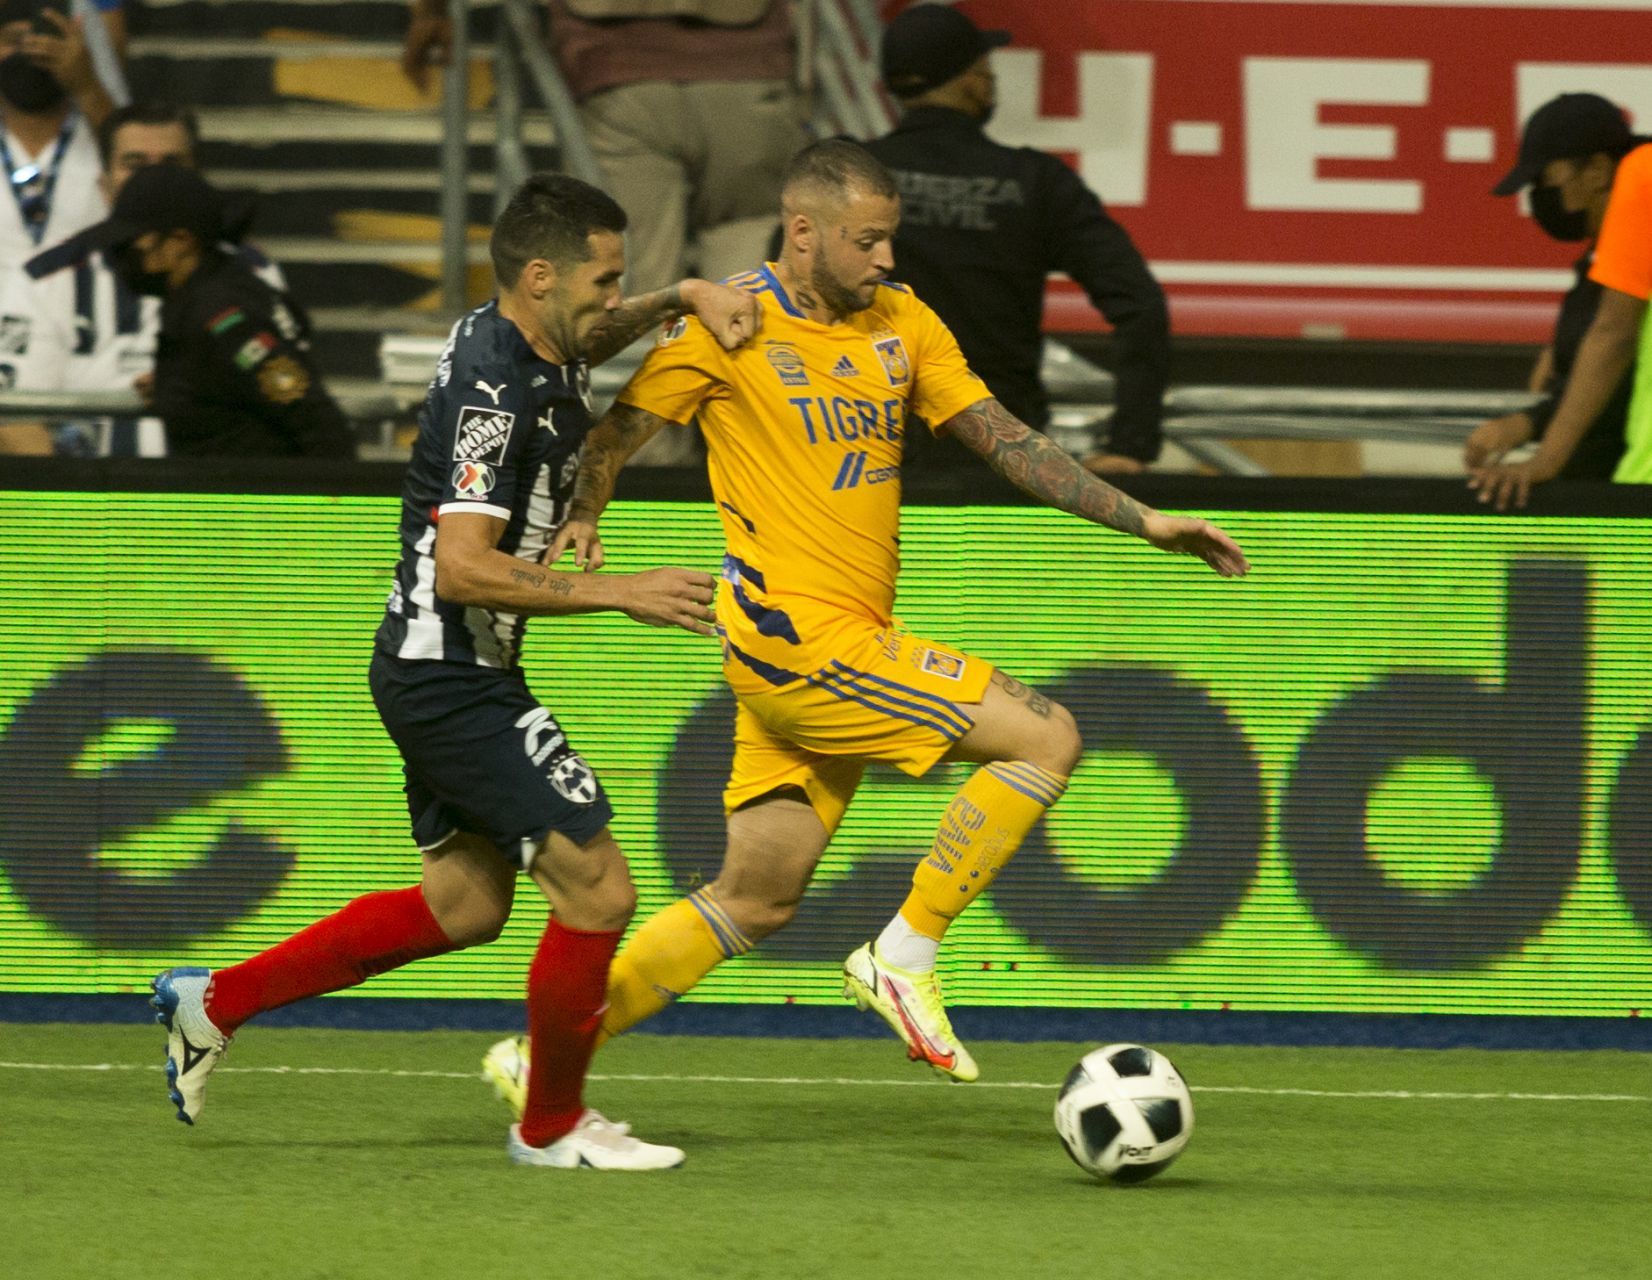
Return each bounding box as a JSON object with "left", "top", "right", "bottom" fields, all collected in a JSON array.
[
  {"left": 149, "top": 173, "right": 760, "bottom": 1170},
  {"left": 524, "top": 140, "right": 1249, "bottom": 1084}
]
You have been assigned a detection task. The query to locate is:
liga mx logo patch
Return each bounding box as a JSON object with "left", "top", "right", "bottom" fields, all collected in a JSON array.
[
  {"left": 872, "top": 336, "right": 910, "bottom": 386},
  {"left": 548, "top": 752, "right": 599, "bottom": 804},
  {"left": 451, "top": 460, "right": 496, "bottom": 498},
  {"left": 453, "top": 405, "right": 516, "bottom": 465}
]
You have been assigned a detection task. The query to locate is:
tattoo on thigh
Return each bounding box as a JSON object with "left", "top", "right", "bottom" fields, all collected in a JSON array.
[{"left": 994, "top": 670, "right": 1053, "bottom": 719}]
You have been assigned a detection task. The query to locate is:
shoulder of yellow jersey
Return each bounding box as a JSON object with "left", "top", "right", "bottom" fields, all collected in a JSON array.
[
  {"left": 865, "top": 279, "right": 944, "bottom": 337},
  {"left": 654, "top": 267, "right": 792, "bottom": 352}
]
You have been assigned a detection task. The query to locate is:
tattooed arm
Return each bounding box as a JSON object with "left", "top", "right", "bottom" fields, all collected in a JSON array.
[
  {"left": 583, "top": 279, "right": 762, "bottom": 367},
  {"left": 544, "top": 402, "right": 679, "bottom": 571},
  {"left": 435, "top": 509, "right": 715, "bottom": 635},
  {"left": 942, "top": 397, "right": 1251, "bottom": 577}
]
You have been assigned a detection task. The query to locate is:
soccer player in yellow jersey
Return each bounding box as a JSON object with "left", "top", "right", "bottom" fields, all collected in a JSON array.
[{"left": 508, "top": 140, "right": 1249, "bottom": 1088}]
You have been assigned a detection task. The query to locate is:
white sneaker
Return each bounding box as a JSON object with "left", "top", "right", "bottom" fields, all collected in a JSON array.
[
  {"left": 842, "top": 942, "right": 979, "bottom": 1082},
  {"left": 508, "top": 1111, "right": 684, "bottom": 1170},
  {"left": 150, "top": 967, "right": 231, "bottom": 1124},
  {"left": 481, "top": 1035, "right": 528, "bottom": 1121}
]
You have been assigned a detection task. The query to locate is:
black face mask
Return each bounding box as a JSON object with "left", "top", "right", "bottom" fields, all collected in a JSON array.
[
  {"left": 1530, "top": 182, "right": 1590, "bottom": 242},
  {"left": 0, "top": 52, "right": 67, "bottom": 114},
  {"left": 108, "top": 242, "right": 172, "bottom": 297}
]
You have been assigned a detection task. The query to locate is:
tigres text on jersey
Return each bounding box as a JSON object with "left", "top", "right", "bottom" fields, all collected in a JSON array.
[{"left": 614, "top": 265, "right": 988, "bottom": 674}]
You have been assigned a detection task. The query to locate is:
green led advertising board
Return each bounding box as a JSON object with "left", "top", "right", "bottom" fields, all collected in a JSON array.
[{"left": 0, "top": 491, "right": 1648, "bottom": 1017}]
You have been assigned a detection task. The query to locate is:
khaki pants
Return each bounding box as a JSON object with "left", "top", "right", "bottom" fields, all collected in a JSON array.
[{"left": 581, "top": 77, "right": 804, "bottom": 294}]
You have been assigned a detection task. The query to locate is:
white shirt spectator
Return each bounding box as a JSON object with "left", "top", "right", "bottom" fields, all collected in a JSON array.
[{"left": 0, "top": 110, "right": 102, "bottom": 271}]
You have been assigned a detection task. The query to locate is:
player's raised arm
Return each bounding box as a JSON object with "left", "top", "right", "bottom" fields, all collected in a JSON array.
[
  {"left": 582, "top": 279, "right": 761, "bottom": 368},
  {"left": 437, "top": 508, "right": 715, "bottom": 635},
  {"left": 943, "top": 396, "right": 1250, "bottom": 578},
  {"left": 545, "top": 402, "right": 680, "bottom": 570}
]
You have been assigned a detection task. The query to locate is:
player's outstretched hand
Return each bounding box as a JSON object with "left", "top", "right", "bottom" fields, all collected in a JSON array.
[
  {"left": 1468, "top": 454, "right": 1557, "bottom": 511},
  {"left": 544, "top": 518, "right": 604, "bottom": 571},
  {"left": 1462, "top": 413, "right": 1534, "bottom": 472},
  {"left": 1141, "top": 513, "right": 1251, "bottom": 578},
  {"left": 621, "top": 567, "right": 718, "bottom": 636},
  {"left": 683, "top": 280, "right": 763, "bottom": 351}
]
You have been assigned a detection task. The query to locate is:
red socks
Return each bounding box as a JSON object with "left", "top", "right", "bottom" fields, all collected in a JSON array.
[
  {"left": 203, "top": 885, "right": 618, "bottom": 1150},
  {"left": 517, "top": 918, "right": 623, "bottom": 1148},
  {"left": 205, "top": 885, "right": 457, "bottom": 1032}
]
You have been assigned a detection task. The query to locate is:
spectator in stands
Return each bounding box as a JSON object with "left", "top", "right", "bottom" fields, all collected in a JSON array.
[
  {"left": 2, "top": 102, "right": 288, "bottom": 455},
  {"left": 0, "top": 0, "right": 112, "bottom": 267},
  {"left": 404, "top": 0, "right": 801, "bottom": 294},
  {"left": 402, "top": 0, "right": 804, "bottom": 464},
  {"left": 0, "top": 0, "right": 114, "bottom": 451},
  {"left": 862, "top": 4, "right": 1169, "bottom": 474},
  {"left": 28, "top": 163, "right": 354, "bottom": 456},
  {"left": 1596, "top": 135, "right": 1652, "bottom": 483},
  {"left": 1465, "top": 94, "right": 1647, "bottom": 492}
]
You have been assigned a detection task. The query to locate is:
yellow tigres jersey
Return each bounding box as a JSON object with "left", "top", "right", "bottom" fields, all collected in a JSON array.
[{"left": 614, "top": 265, "right": 987, "bottom": 659}]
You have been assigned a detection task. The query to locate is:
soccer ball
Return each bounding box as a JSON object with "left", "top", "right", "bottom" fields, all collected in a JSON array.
[{"left": 1053, "top": 1043, "right": 1194, "bottom": 1183}]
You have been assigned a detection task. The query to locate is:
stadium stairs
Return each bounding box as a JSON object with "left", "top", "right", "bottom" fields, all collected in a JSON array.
[{"left": 127, "top": 0, "right": 549, "bottom": 382}]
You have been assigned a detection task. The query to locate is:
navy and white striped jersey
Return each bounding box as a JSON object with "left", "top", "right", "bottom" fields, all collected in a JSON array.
[{"left": 375, "top": 302, "right": 595, "bottom": 669}]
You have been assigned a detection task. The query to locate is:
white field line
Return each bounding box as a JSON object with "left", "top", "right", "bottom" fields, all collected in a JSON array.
[{"left": 0, "top": 1060, "right": 1645, "bottom": 1103}]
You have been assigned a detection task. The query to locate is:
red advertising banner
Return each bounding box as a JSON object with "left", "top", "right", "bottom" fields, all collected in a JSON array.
[{"left": 895, "top": 2, "right": 1652, "bottom": 343}]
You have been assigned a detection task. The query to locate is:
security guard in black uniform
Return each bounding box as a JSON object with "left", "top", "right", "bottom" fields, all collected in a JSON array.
[
  {"left": 28, "top": 163, "right": 354, "bottom": 457},
  {"left": 864, "top": 5, "right": 1168, "bottom": 473}
]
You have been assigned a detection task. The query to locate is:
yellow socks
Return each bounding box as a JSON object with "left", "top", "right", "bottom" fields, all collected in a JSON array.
[
  {"left": 598, "top": 887, "right": 752, "bottom": 1042},
  {"left": 899, "top": 762, "right": 1069, "bottom": 941}
]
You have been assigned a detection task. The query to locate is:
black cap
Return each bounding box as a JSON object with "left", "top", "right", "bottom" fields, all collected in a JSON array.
[
  {"left": 1492, "top": 93, "right": 1633, "bottom": 195},
  {"left": 881, "top": 4, "right": 1011, "bottom": 98},
  {"left": 26, "top": 162, "right": 229, "bottom": 278}
]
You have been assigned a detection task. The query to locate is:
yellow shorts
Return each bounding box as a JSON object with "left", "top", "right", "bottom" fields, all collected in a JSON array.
[{"left": 721, "top": 620, "right": 995, "bottom": 834}]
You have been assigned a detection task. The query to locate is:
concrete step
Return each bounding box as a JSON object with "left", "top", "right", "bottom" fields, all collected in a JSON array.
[
  {"left": 306, "top": 307, "right": 459, "bottom": 382},
  {"left": 130, "top": 36, "right": 429, "bottom": 60},
  {"left": 194, "top": 105, "right": 555, "bottom": 147},
  {"left": 198, "top": 134, "right": 548, "bottom": 174},
  {"left": 257, "top": 235, "right": 490, "bottom": 264},
  {"left": 132, "top": 0, "right": 501, "bottom": 41},
  {"left": 238, "top": 184, "right": 498, "bottom": 237},
  {"left": 127, "top": 39, "right": 507, "bottom": 108}
]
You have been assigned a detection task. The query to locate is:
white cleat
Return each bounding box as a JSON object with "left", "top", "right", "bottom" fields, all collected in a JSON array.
[
  {"left": 150, "top": 967, "right": 231, "bottom": 1124},
  {"left": 507, "top": 1111, "right": 684, "bottom": 1171},
  {"left": 481, "top": 1035, "right": 528, "bottom": 1121},
  {"left": 842, "top": 942, "right": 979, "bottom": 1082}
]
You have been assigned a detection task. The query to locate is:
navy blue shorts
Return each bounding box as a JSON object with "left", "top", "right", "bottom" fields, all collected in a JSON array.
[{"left": 369, "top": 651, "right": 614, "bottom": 867}]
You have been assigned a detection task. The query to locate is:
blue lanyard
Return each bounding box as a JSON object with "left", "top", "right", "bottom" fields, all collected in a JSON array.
[{"left": 1, "top": 120, "right": 75, "bottom": 246}]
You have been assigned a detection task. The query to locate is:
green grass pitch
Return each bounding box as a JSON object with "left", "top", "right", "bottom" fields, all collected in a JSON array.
[{"left": 2, "top": 1023, "right": 1647, "bottom": 1279}]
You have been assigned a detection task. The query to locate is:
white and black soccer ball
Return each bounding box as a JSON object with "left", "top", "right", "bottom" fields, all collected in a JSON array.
[{"left": 1054, "top": 1043, "right": 1194, "bottom": 1183}]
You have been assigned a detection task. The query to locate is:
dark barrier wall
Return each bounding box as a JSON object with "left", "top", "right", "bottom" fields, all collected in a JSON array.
[{"left": 2, "top": 463, "right": 1649, "bottom": 1018}]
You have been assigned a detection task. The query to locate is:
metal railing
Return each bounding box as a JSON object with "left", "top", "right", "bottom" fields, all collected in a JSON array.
[
  {"left": 0, "top": 372, "right": 1512, "bottom": 472},
  {"left": 0, "top": 384, "right": 423, "bottom": 461},
  {"left": 438, "top": 0, "right": 607, "bottom": 309},
  {"left": 0, "top": 4, "right": 1527, "bottom": 477}
]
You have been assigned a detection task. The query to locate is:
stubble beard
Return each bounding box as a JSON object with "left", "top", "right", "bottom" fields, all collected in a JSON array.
[{"left": 810, "top": 255, "right": 874, "bottom": 316}]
